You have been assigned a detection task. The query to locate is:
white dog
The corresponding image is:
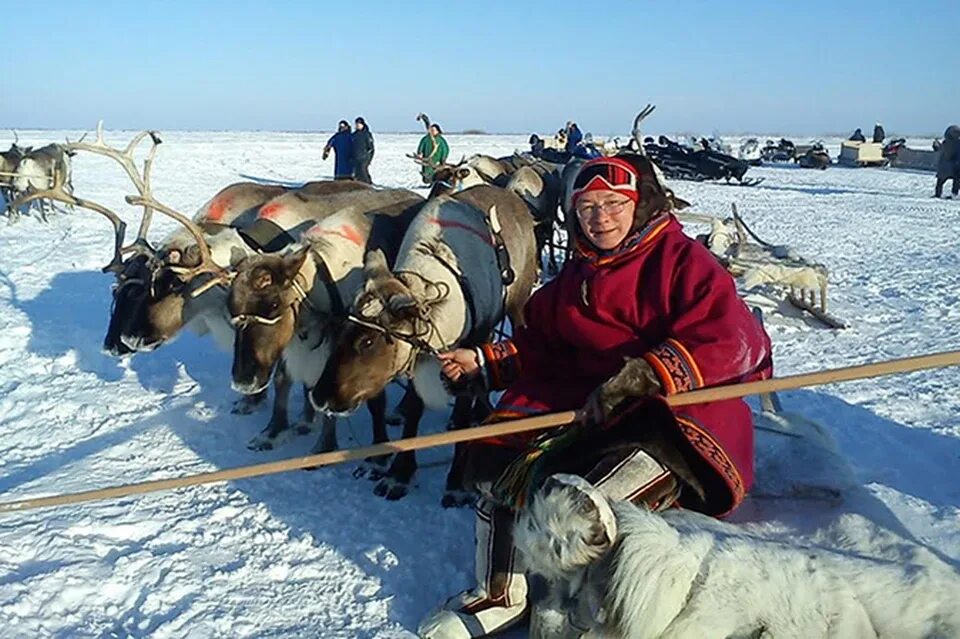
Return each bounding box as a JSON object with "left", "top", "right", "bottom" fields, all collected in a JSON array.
[{"left": 516, "top": 474, "right": 960, "bottom": 639}]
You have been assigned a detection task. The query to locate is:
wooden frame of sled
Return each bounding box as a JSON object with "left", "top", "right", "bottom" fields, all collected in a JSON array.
[
  {"left": 839, "top": 141, "right": 888, "bottom": 168},
  {"left": 680, "top": 205, "right": 846, "bottom": 329}
]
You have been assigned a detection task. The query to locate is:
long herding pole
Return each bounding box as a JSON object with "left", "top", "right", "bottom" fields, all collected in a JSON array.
[{"left": 2, "top": 349, "right": 959, "bottom": 515}]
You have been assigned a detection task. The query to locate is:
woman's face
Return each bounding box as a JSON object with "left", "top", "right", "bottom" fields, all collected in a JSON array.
[{"left": 575, "top": 190, "right": 636, "bottom": 251}]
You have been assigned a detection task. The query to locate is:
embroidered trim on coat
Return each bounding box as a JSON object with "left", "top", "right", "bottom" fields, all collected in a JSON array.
[
  {"left": 481, "top": 340, "right": 522, "bottom": 390},
  {"left": 676, "top": 415, "right": 745, "bottom": 514},
  {"left": 644, "top": 338, "right": 705, "bottom": 395}
]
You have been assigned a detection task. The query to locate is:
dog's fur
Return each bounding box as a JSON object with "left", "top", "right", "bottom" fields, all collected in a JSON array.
[{"left": 517, "top": 476, "right": 960, "bottom": 639}]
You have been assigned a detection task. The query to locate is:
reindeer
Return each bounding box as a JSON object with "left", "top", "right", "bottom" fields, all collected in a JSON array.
[
  {"left": 310, "top": 184, "right": 538, "bottom": 502},
  {"left": 0, "top": 131, "right": 29, "bottom": 205},
  {"left": 10, "top": 143, "right": 75, "bottom": 221},
  {"left": 419, "top": 154, "right": 564, "bottom": 272},
  {"left": 109, "top": 182, "right": 373, "bottom": 355},
  {"left": 226, "top": 188, "right": 425, "bottom": 451}
]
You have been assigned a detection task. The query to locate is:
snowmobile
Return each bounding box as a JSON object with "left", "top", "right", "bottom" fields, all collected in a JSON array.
[
  {"left": 644, "top": 136, "right": 763, "bottom": 186},
  {"left": 761, "top": 138, "right": 797, "bottom": 163},
  {"left": 739, "top": 138, "right": 763, "bottom": 166},
  {"left": 797, "top": 141, "right": 831, "bottom": 169},
  {"left": 882, "top": 137, "right": 907, "bottom": 162}
]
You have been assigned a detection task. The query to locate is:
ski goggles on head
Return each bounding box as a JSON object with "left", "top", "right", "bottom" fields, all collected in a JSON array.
[{"left": 571, "top": 157, "right": 640, "bottom": 206}]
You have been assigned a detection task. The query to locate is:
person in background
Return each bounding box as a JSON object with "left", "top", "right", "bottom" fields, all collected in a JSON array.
[
  {"left": 872, "top": 122, "right": 886, "bottom": 144},
  {"left": 352, "top": 117, "right": 375, "bottom": 184},
  {"left": 935, "top": 125, "right": 960, "bottom": 198},
  {"left": 322, "top": 120, "right": 355, "bottom": 180},
  {"left": 565, "top": 121, "right": 583, "bottom": 154},
  {"left": 416, "top": 123, "right": 449, "bottom": 184},
  {"left": 849, "top": 128, "right": 866, "bottom": 142}
]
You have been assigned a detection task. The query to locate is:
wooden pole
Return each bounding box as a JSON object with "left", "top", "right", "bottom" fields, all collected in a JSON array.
[{"left": 1, "top": 349, "right": 958, "bottom": 515}]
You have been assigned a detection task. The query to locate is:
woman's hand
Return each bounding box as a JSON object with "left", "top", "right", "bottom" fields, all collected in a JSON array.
[{"left": 437, "top": 348, "right": 481, "bottom": 382}]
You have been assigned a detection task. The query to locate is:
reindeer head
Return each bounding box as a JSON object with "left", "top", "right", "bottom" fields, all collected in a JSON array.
[
  {"left": 311, "top": 250, "right": 445, "bottom": 414},
  {"left": 427, "top": 163, "right": 487, "bottom": 198},
  {"left": 228, "top": 248, "right": 311, "bottom": 394},
  {"left": 115, "top": 244, "right": 226, "bottom": 352}
]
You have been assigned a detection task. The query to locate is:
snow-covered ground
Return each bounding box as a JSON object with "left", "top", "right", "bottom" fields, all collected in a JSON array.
[{"left": 0, "top": 130, "right": 957, "bottom": 637}]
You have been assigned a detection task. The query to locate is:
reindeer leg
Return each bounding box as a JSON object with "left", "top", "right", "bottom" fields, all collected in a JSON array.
[
  {"left": 308, "top": 413, "right": 338, "bottom": 455},
  {"left": 355, "top": 391, "right": 390, "bottom": 480},
  {"left": 294, "top": 384, "right": 324, "bottom": 436},
  {"left": 374, "top": 390, "right": 423, "bottom": 500},
  {"left": 441, "top": 394, "right": 485, "bottom": 508},
  {"left": 247, "top": 364, "right": 292, "bottom": 451},
  {"left": 385, "top": 385, "right": 414, "bottom": 426}
]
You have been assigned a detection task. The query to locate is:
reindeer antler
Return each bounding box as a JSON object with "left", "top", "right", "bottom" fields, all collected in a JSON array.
[
  {"left": 7, "top": 174, "right": 128, "bottom": 273},
  {"left": 65, "top": 121, "right": 163, "bottom": 255},
  {"left": 416, "top": 112, "right": 432, "bottom": 132},
  {"left": 632, "top": 104, "right": 656, "bottom": 156}
]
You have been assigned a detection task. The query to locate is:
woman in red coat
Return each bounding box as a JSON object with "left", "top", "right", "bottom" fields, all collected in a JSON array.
[{"left": 419, "top": 155, "right": 773, "bottom": 639}]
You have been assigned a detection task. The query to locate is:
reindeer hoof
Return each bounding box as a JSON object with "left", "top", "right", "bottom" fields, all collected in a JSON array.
[
  {"left": 441, "top": 490, "right": 476, "bottom": 509},
  {"left": 246, "top": 437, "right": 274, "bottom": 451},
  {"left": 374, "top": 478, "right": 409, "bottom": 500},
  {"left": 354, "top": 455, "right": 391, "bottom": 480},
  {"left": 231, "top": 399, "right": 259, "bottom": 415},
  {"left": 385, "top": 411, "right": 404, "bottom": 427},
  {"left": 247, "top": 425, "right": 293, "bottom": 451},
  {"left": 295, "top": 421, "right": 318, "bottom": 436}
]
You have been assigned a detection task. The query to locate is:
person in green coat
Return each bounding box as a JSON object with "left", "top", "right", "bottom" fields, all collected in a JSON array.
[{"left": 416, "top": 123, "right": 449, "bottom": 183}]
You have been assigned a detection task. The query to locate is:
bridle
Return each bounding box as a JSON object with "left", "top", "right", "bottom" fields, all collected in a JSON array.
[
  {"left": 229, "top": 272, "right": 315, "bottom": 330},
  {"left": 345, "top": 271, "right": 451, "bottom": 376}
]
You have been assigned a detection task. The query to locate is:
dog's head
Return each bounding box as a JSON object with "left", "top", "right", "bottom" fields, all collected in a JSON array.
[{"left": 516, "top": 474, "right": 618, "bottom": 584}]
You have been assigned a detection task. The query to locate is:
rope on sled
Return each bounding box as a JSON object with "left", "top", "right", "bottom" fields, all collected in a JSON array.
[{"left": 2, "top": 349, "right": 960, "bottom": 516}]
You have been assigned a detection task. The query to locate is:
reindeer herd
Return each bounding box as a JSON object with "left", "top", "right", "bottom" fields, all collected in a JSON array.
[{"left": 3, "top": 119, "right": 622, "bottom": 504}]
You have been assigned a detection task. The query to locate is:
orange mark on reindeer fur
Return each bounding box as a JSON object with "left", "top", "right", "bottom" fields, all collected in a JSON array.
[
  {"left": 206, "top": 194, "right": 233, "bottom": 222},
  {"left": 259, "top": 202, "right": 285, "bottom": 220},
  {"left": 310, "top": 224, "right": 364, "bottom": 247}
]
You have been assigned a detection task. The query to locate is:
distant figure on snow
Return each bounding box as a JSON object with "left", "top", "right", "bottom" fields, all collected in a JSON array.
[
  {"left": 416, "top": 123, "right": 449, "bottom": 184},
  {"left": 565, "top": 121, "right": 583, "bottom": 154},
  {"left": 322, "top": 120, "right": 354, "bottom": 180},
  {"left": 849, "top": 128, "right": 866, "bottom": 142},
  {"left": 352, "top": 117, "right": 375, "bottom": 184},
  {"left": 872, "top": 122, "right": 886, "bottom": 144},
  {"left": 935, "top": 125, "right": 960, "bottom": 198}
]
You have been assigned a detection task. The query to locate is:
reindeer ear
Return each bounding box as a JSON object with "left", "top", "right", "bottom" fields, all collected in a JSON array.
[
  {"left": 456, "top": 168, "right": 471, "bottom": 180},
  {"left": 281, "top": 247, "right": 309, "bottom": 283},
  {"left": 387, "top": 292, "right": 421, "bottom": 319},
  {"left": 229, "top": 246, "right": 248, "bottom": 268},
  {"left": 364, "top": 249, "right": 391, "bottom": 281}
]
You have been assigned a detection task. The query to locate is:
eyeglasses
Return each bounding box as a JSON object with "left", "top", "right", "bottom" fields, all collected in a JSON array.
[{"left": 575, "top": 199, "right": 634, "bottom": 220}]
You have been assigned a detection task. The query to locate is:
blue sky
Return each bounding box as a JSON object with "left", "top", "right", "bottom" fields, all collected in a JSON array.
[{"left": 5, "top": 0, "right": 955, "bottom": 135}]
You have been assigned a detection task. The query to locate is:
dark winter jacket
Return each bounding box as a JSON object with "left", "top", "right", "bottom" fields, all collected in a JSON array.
[
  {"left": 849, "top": 129, "right": 866, "bottom": 142},
  {"left": 872, "top": 125, "right": 885, "bottom": 143},
  {"left": 352, "top": 128, "right": 375, "bottom": 165},
  {"left": 566, "top": 125, "right": 583, "bottom": 153},
  {"left": 325, "top": 130, "right": 354, "bottom": 178},
  {"left": 937, "top": 125, "right": 960, "bottom": 179}
]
